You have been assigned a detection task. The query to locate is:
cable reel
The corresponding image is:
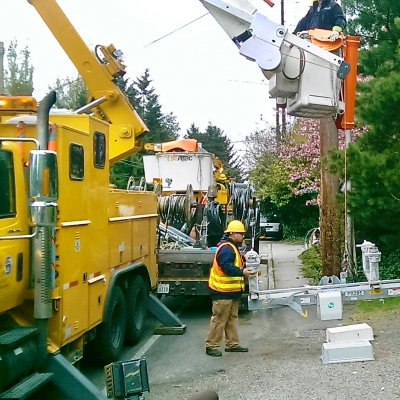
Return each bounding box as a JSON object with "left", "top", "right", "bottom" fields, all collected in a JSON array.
[
  {"left": 156, "top": 184, "right": 196, "bottom": 230},
  {"left": 229, "top": 182, "right": 253, "bottom": 231}
]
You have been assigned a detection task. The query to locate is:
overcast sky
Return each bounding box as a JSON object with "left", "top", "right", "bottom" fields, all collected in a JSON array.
[{"left": 1, "top": 0, "right": 309, "bottom": 150}]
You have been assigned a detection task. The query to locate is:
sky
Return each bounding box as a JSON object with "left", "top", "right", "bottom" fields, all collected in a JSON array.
[{"left": 1, "top": 0, "right": 310, "bottom": 151}]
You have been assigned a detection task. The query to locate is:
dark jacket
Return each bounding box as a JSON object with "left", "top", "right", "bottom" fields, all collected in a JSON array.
[
  {"left": 208, "top": 235, "right": 245, "bottom": 300},
  {"left": 294, "top": 0, "right": 346, "bottom": 34}
]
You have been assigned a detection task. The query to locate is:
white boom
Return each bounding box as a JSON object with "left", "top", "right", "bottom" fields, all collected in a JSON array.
[{"left": 200, "top": 0, "right": 350, "bottom": 118}]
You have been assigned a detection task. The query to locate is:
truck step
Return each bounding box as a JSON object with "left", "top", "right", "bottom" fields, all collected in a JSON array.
[
  {"left": 0, "top": 372, "right": 53, "bottom": 399},
  {"left": 0, "top": 327, "right": 38, "bottom": 348}
]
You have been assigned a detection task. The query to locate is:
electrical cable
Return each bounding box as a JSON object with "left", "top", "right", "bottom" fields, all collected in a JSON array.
[
  {"left": 143, "top": 13, "right": 209, "bottom": 48},
  {"left": 229, "top": 182, "right": 253, "bottom": 231},
  {"left": 204, "top": 201, "right": 225, "bottom": 236},
  {"left": 282, "top": 46, "right": 306, "bottom": 80}
]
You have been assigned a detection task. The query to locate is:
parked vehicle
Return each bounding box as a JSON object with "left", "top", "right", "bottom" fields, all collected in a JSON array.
[{"left": 259, "top": 215, "right": 283, "bottom": 240}]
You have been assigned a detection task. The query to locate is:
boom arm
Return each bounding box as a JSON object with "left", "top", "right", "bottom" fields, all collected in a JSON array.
[{"left": 28, "top": 0, "right": 148, "bottom": 163}]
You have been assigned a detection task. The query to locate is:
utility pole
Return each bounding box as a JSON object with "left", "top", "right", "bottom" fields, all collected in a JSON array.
[
  {"left": 0, "top": 42, "right": 4, "bottom": 94},
  {"left": 320, "top": 117, "right": 341, "bottom": 276},
  {"left": 276, "top": 0, "right": 287, "bottom": 141}
]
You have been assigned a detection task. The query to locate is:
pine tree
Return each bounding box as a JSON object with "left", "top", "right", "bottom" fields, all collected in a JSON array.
[
  {"left": 49, "top": 75, "right": 88, "bottom": 110},
  {"left": 184, "top": 122, "right": 243, "bottom": 181},
  {"left": 4, "top": 40, "right": 34, "bottom": 95},
  {"left": 110, "top": 69, "right": 180, "bottom": 187},
  {"left": 338, "top": 0, "right": 400, "bottom": 250}
]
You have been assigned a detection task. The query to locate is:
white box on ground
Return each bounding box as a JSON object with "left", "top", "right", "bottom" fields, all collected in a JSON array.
[
  {"left": 327, "top": 323, "right": 374, "bottom": 343},
  {"left": 321, "top": 340, "right": 374, "bottom": 364},
  {"left": 317, "top": 290, "right": 343, "bottom": 320}
]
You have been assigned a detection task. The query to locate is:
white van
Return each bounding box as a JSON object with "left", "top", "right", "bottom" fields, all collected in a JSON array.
[{"left": 259, "top": 215, "right": 283, "bottom": 240}]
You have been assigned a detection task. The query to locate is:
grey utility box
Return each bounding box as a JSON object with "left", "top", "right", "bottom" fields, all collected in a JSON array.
[
  {"left": 321, "top": 340, "right": 374, "bottom": 364},
  {"left": 317, "top": 290, "right": 343, "bottom": 320}
]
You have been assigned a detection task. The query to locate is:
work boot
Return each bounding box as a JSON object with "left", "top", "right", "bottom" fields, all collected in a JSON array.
[
  {"left": 206, "top": 347, "right": 222, "bottom": 357},
  {"left": 225, "top": 345, "right": 248, "bottom": 353}
]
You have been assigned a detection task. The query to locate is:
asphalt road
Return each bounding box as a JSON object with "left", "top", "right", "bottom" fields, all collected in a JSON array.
[
  {"left": 30, "top": 240, "right": 308, "bottom": 399},
  {"left": 81, "top": 241, "right": 400, "bottom": 400}
]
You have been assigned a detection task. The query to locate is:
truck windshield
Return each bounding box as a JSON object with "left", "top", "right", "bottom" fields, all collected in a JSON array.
[{"left": 0, "top": 149, "right": 16, "bottom": 219}]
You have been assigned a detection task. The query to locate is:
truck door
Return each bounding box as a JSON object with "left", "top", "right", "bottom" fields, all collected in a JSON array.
[{"left": 0, "top": 144, "right": 30, "bottom": 313}]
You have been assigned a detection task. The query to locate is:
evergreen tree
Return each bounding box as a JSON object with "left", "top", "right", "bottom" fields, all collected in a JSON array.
[
  {"left": 337, "top": 1, "right": 400, "bottom": 250},
  {"left": 49, "top": 75, "right": 88, "bottom": 110},
  {"left": 184, "top": 122, "right": 243, "bottom": 181},
  {"left": 4, "top": 40, "right": 34, "bottom": 95},
  {"left": 342, "top": 0, "right": 400, "bottom": 77},
  {"left": 110, "top": 69, "right": 180, "bottom": 188}
]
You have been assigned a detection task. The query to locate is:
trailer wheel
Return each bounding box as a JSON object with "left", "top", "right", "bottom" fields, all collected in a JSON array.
[
  {"left": 125, "top": 275, "right": 148, "bottom": 345},
  {"left": 95, "top": 285, "right": 126, "bottom": 363}
]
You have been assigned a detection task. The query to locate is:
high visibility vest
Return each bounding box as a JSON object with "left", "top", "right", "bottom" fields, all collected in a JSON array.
[{"left": 208, "top": 242, "right": 244, "bottom": 292}]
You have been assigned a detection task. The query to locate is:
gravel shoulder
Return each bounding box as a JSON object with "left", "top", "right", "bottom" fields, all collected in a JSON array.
[
  {"left": 147, "top": 302, "right": 400, "bottom": 400},
  {"left": 145, "top": 241, "right": 400, "bottom": 400}
]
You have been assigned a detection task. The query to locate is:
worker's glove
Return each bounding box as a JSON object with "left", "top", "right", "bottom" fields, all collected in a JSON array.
[
  {"left": 329, "top": 26, "right": 342, "bottom": 42},
  {"left": 242, "top": 267, "right": 257, "bottom": 279},
  {"left": 329, "top": 30, "right": 340, "bottom": 42},
  {"left": 296, "top": 30, "right": 309, "bottom": 39}
]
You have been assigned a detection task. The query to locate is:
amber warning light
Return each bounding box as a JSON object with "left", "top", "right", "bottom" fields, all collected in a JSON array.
[{"left": 0, "top": 96, "right": 38, "bottom": 114}]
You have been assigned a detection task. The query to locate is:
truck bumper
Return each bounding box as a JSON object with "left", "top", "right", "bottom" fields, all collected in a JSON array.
[
  {"left": 157, "top": 279, "right": 210, "bottom": 296},
  {"left": 156, "top": 279, "right": 250, "bottom": 310}
]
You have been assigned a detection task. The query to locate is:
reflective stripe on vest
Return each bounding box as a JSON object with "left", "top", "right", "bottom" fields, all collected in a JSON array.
[{"left": 208, "top": 242, "right": 244, "bottom": 292}]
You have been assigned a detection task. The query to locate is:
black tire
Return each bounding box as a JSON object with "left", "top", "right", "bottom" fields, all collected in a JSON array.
[
  {"left": 94, "top": 285, "right": 126, "bottom": 363},
  {"left": 125, "top": 275, "right": 148, "bottom": 345}
]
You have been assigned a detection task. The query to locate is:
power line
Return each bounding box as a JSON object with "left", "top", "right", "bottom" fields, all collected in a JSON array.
[
  {"left": 228, "top": 79, "right": 268, "bottom": 86},
  {"left": 143, "top": 13, "right": 210, "bottom": 48}
]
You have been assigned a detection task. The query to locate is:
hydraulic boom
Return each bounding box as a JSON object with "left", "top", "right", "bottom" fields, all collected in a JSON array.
[{"left": 28, "top": 0, "right": 148, "bottom": 163}]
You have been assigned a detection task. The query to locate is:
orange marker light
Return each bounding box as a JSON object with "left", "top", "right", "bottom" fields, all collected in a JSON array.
[{"left": 0, "top": 96, "right": 37, "bottom": 115}]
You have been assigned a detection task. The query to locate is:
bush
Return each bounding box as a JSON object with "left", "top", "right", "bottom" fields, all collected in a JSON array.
[{"left": 299, "top": 245, "right": 322, "bottom": 284}]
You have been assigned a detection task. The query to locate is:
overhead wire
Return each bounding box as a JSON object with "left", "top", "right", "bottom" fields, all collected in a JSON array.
[{"left": 143, "top": 12, "right": 210, "bottom": 48}]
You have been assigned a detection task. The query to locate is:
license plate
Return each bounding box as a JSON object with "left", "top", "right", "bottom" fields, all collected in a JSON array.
[{"left": 157, "top": 283, "right": 170, "bottom": 294}]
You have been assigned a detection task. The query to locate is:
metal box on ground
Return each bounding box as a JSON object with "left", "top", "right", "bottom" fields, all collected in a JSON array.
[
  {"left": 321, "top": 340, "right": 374, "bottom": 364},
  {"left": 326, "top": 323, "right": 374, "bottom": 343},
  {"left": 317, "top": 290, "right": 343, "bottom": 320}
]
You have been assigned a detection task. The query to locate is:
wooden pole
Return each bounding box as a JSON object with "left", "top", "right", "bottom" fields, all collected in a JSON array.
[{"left": 320, "top": 117, "right": 341, "bottom": 276}]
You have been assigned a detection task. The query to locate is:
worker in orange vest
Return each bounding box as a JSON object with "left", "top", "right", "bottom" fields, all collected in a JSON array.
[{"left": 205, "top": 220, "right": 256, "bottom": 357}]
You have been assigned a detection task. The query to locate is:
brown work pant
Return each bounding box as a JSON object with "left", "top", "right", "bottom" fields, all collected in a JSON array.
[{"left": 205, "top": 298, "right": 240, "bottom": 349}]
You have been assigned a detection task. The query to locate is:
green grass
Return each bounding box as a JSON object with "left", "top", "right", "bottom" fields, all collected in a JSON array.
[
  {"left": 354, "top": 297, "right": 400, "bottom": 313},
  {"left": 349, "top": 297, "right": 400, "bottom": 323}
]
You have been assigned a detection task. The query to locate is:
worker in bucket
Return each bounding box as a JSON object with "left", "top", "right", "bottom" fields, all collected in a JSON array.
[
  {"left": 205, "top": 220, "right": 256, "bottom": 357},
  {"left": 293, "top": 0, "right": 346, "bottom": 41}
]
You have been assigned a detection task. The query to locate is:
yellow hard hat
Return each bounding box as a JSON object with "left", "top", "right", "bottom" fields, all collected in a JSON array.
[
  {"left": 225, "top": 220, "right": 246, "bottom": 233},
  {"left": 218, "top": 173, "right": 227, "bottom": 181}
]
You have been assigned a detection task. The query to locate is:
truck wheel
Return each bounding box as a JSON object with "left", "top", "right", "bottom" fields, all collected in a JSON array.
[
  {"left": 125, "top": 275, "right": 147, "bottom": 345},
  {"left": 95, "top": 285, "right": 126, "bottom": 363}
]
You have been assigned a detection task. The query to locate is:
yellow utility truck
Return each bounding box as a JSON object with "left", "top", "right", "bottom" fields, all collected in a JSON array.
[{"left": 0, "top": 1, "right": 183, "bottom": 398}]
